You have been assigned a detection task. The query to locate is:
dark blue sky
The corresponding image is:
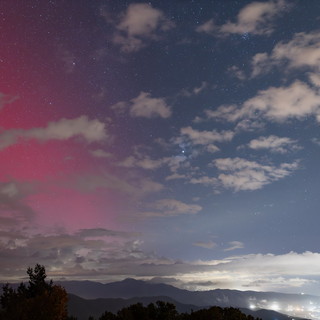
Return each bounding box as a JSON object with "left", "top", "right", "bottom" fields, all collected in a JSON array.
[{"left": 1, "top": 0, "right": 320, "bottom": 301}]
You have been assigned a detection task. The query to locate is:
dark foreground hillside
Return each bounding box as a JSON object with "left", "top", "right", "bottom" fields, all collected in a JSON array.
[
  {"left": 67, "top": 294, "right": 310, "bottom": 320},
  {"left": 68, "top": 298, "right": 261, "bottom": 320}
]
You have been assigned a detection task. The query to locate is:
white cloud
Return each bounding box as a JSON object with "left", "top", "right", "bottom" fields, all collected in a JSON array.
[
  {"left": 113, "top": 3, "right": 174, "bottom": 52},
  {"left": 118, "top": 154, "right": 187, "bottom": 173},
  {"left": 143, "top": 199, "right": 202, "bottom": 217},
  {"left": 190, "top": 176, "right": 217, "bottom": 186},
  {"left": 179, "top": 126, "right": 234, "bottom": 151},
  {"left": 221, "top": 251, "right": 320, "bottom": 277},
  {"left": 3, "top": 227, "right": 320, "bottom": 300},
  {"left": 209, "top": 80, "right": 320, "bottom": 123},
  {"left": 196, "top": 19, "right": 216, "bottom": 34},
  {"left": 89, "top": 149, "right": 113, "bottom": 158},
  {"left": 29, "top": 116, "right": 106, "bottom": 142},
  {"left": 0, "top": 181, "right": 36, "bottom": 229},
  {"left": 165, "top": 173, "right": 187, "bottom": 181},
  {"left": 131, "top": 92, "right": 172, "bottom": 118},
  {"left": 312, "top": 137, "right": 320, "bottom": 146},
  {"left": 228, "top": 65, "right": 246, "bottom": 81},
  {"left": 251, "top": 52, "right": 272, "bottom": 77},
  {"left": 197, "top": 0, "right": 289, "bottom": 36},
  {"left": 252, "top": 31, "right": 320, "bottom": 76},
  {"left": 112, "top": 92, "right": 172, "bottom": 119},
  {"left": 248, "top": 135, "right": 301, "bottom": 153},
  {"left": 0, "top": 116, "right": 107, "bottom": 150},
  {"left": 74, "top": 174, "right": 163, "bottom": 199},
  {"left": 180, "top": 81, "right": 208, "bottom": 97},
  {"left": 213, "top": 157, "right": 299, "bottom": 191},
  {"left": 234, "top": 119, "right": 265, "bottom": 132},
  {"left": 193, "top": 241, "right": 217, "bottom": 249},
  {"left": 119, "top": 155, "right": 167, "bottom": 170},
  {"left": 224, "top": 241, "right": 244, "bottom": 251},
  {"left": 0, "top": 93, "right": 19, "bottom": 110},
  {"left": 309, "top": 72, "right": 320, "bottom": 88}
]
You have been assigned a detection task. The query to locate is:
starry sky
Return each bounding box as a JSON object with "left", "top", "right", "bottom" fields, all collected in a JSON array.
[{"left": 1, "top": 0, "right": 320, "bottom": 296}]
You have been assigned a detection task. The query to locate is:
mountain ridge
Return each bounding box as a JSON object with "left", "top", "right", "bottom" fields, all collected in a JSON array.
[
  {"left": 56, "top": 278, "right": 318, "bottom": 319},
  {"left": 1, "top": 278, "right": 316, "bottom": 319}
]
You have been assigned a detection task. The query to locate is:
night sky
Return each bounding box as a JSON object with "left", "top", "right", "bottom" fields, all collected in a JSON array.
[{"left": 1, "top": 0, "right": 320, "bottom": 297}]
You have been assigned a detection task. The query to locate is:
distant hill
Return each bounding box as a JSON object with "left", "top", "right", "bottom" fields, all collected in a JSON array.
[
  {"left": 67, "top": 294, "right": 310, "bottom": 320},
  {"left": 1, "top": 278, "right": 316, "bottom": 319},
  {"left": 57, "top": 278, "right": 319, "bottom": 312}
]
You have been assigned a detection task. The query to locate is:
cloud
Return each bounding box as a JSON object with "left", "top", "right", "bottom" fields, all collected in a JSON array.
[
  {"left": 118, "top": 153, "right": 188, "bottom": 175},
  {"left": 180, "top": 81, "right": 208, "bottom": 97},
  {"left": 143, "top": 199, "right": 202, "bottom": 217},
  {"left": 309, "top": 72, "right": 320, "bottom": 88},
  {"left": 89, "top": 149, "right": 113, "bottom": 158},
  {"left": 165, "top": 173, "right": 188, "bottom": 181},
  {"left": 252, "top": 31, "right": 320, "bottom": 77},
  {"left": 112, "top": 92, "right": 172, "bottom": 118},
  {"left": 227, "top": 66, "right": 246, "bottom": 81},
  {"left": 312, "top": 137, "right": 320, "bottom": 146},
  {"left": 208, "top": 80, "right": 320, "bottom": 123},
  {"left": 2, "top": 227, "right": 320, "bottom": 298},
  {"left": 247, "top": 135, "right": 301, "bottom": 153},
  {"left": 76, "top": 228, "right": 140, "bottom": 239},
  {"left": 175, "top": 252, "right": 320, "bottom": 295},
  {"left": 130, "top": 92, "right": 172, "bottom": 118},
  {"left": 234, "top": 119, "right": 265, "bottom": 132},
  {"left": 213, "top": 157, "right": 299, "bottom": 191},
  {"left": 119, "top": 155, "right": 167, "bottom": 170},
  {"left": 224, "top": 241, "right": 244, "bottom": 251},
  {"left": 197, "top": 0, "right": 289, "bottom": 36},
  {"left": 74, "top": 173, "right": 163, "bottom": 199},
  {"left": 0, "top": 228, "right": 145, "bottom": 278},
  {"left": 193, "top": 241, "right": 217, "bottom": 249},
  {"left": 178, "top": 126, "right": 234, "bottom": 153},
  {"left": 0, "top": 181, "right": 36, "bottom": 228},
  {"left": 113, "top": 3, "right": 174, "bottom": 52},
  {"left": 0, "top": 93, "right": 19, "bottom": 110},
  {"left": 0, "top": 116, "right": 107, "bottom": 150},
  {"left": 190, "top": 176, "right": 217, "bottom": 186},
  {"left": 196, "top": 19, "right": 216, "bottom": 34}
]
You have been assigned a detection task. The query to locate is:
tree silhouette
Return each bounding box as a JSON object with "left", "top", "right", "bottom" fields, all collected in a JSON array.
[
  {"left": 0, "top": 264, "right": 68, "bottom": 320},
  {"left": 94, "top": 301, "right": 260, "bottom": 320}
]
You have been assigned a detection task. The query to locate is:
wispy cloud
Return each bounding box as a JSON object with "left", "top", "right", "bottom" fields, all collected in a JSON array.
[
  {"left": 213, "top": 157, "right": 299, "bottom": 191},
  {"left": 142, "top": 199, "right": 202, "bottom": 217},
  {"left": 207, "top": 80, "right": 320, "bottom": 123},
  {"left": 180, "top": 81, "right": 208, "bottom": 97},
  {"left": 0, "top": 92, "right": 19, "bottom": 110},
  {"left": 0, "top": 116, "right": 107, "bottom": 150},
  {"left": 224, "top": 241, "right": 244, "bottom": 251},
  {"left": 193, "top": 241, "right": 217, "bottom": 249},
  {"left": 177, "top": 127, "right": 234, "bottom": 153},
  {"left": 112, "top": 92, "right": 172, "bottom": 118},
  {"left": 74, "top": 173, "right": 164, "bottom": 199},
  {"left": 111, "top": 3, "right": 174, "bottom": 52},
  {"left": 197, "top": 0, "right": 290, "bottom": 36},
  {"left": 2, "top": 229, "right": 320, "bottom": 297},
  {"left": 89, "top": 149, "right": 113, "bottom": 158},
  {"left": 0, "top": 181, "right": 36, "bottom": 228},
  {"left": 252, "top": 31, "right": 320, "bottom": 77},
  {"left": 247, "top": 135, "right": 301, "bottom": 153}
]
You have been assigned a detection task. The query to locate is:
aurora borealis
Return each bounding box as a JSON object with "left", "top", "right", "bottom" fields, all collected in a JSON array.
[{"left": 2, "top": 0, "right": 320, "bottom": 299}]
